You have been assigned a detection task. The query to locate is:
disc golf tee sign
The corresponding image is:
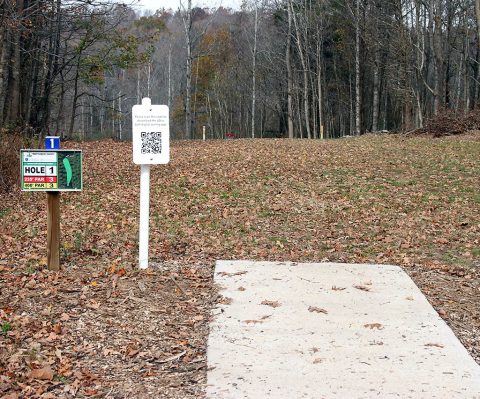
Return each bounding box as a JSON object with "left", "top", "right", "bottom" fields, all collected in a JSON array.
[
  {"left": 21, "top": 150, "right": 82, "bottom": 191},
  {"left": 20, "top": 142, "right": 82, "bottom": 271}
]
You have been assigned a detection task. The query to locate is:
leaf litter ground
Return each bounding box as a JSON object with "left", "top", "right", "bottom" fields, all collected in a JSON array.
[{"left": 1, "top": 134, "right": 479, "bottom": 398}]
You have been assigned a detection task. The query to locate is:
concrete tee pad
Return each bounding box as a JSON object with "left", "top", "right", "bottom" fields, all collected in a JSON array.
[{"left": 207, "top": 261, "right": 480, "bottom": 398}]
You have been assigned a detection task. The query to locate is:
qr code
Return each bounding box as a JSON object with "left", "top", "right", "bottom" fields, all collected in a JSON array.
[{"left": 141, "top": 132, "right": 162, "bottom": 154}]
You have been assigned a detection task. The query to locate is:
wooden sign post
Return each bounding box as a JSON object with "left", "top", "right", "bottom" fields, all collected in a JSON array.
[{"left": 47, "top": 192, "right": 60, "bottom": 271}]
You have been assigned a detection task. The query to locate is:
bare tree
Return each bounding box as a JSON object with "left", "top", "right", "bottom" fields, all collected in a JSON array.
[
  {"left": 180, "top": 0, "right": 193, "bottom": 139},
  {"left": 354, "top": 0, "right": 361, "bottom": 135},
  {"left": 251, "top": 1, "right": 258, "bottom": 138},
  {"left": 475, "top": 0, "right": 480, "bottom": 104},
  {"left": 286, "top": 0, "right": 294, "bottom": 139},
  {"left": 290, "top": 0, "right": 311, "bottom": 139}
]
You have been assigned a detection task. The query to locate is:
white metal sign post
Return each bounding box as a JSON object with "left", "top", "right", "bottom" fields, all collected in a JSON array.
[{"left": 132, "top": 97, "right": 170, "bottom": 269}]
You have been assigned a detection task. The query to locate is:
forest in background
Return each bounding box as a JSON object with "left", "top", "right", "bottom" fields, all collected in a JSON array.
[{"left": 1, "top": 0, "right": 480, "bottom": 142}]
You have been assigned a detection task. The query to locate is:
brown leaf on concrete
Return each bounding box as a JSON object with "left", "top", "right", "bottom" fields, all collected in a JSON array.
[
  {"left": 218, "top": 296, "right": 233, "bottom": 305},
  {"left": 308, "top": 306, "right": 328, "bottom": 314},
  {"left": 354, "top": 285, "right": 371, "bottom": 292},
  {"left": 218, "top": 271, "right": 247, "bottom": 277},
  {"left": 243, "top": 319, "right": 264, "bottom": 324},
  {"left": 364, "top": 323, "right": 384, "bottom": 330},
  {"left": 425, "top": 343, "right": 444, "bottom": 348},
  {"left": 261, "top": 300, "right": 281, "bottom": 308}
]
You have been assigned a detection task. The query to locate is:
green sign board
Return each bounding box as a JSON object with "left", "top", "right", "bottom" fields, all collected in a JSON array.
[{"left": 20, "top": 150, "right": 82, "bottom": 191}]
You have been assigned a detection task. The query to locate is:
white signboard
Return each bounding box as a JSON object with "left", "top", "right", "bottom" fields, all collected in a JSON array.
[
  {"left": 132, "top": 98, "right": 170, "bottom": 165},
  {"left": 23, "top": 152, "right": 57, "bottom": 164}
]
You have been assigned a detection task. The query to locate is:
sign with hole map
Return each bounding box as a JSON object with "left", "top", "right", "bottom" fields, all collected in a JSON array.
[
  {"left": 20, "top": 150, "right": 82, "bottom": 191},
  {"left": 132, "top": 99, "right": 170, "bottom": 165}
]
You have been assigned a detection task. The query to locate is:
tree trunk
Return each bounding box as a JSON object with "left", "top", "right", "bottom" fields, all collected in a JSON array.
[
  {"left": 414, "top": 0, "right": 424, "bottom": 128},
  {"left": 56, "top": 71, "right": 66, "bottom": 136},
  {"left": 371, "top": 0, "right": 380, "bottom": 133},
  {"left": 118, "top": 91, "right": 122, "bottom": 140},
  {"left": 430, "top": 0, "right": 442, "bottom": 115},
  {"left": 290, "top": 0, "right": 311, "bottom": 139},
  {"left": 354, "top": 0, "right": 361, "bottom": 135},
  {"left": 168, "top": 43, "right": 172, "bottom": 109},
  {"left": 0, "top": 25, "right": 9, "bottom": 125},
  {"left": 372, "top": 48, "right": 380, "bottom": 132},
  {"left": 475, "top": 0, "right": 480, "bottom": 106},
  {"left": 182, "top": 0, "right": 193, "bottom": 139},
  {"left": 147, "top": 63, "right": 151, "bottom": 98},
  {"left": 286, "top": 0, "right": 294, "bottom": 138},
  {"left": 37, "top": 0, "right": 62, "bottom": 134},
  {"left": 316, "top": 37, "right": 324, "bottom": 139},
  {"left": 68, "top": 58, "right": 81, "bottom": 137},
  {"left": 6, "top": 0, "right": 23, "bottom": 125},
  {"left": 137, "top": 68, "right": 141, "bottom": 103},
  {"left": 251, "top": 2, "right": 258, "bottom": 139}
]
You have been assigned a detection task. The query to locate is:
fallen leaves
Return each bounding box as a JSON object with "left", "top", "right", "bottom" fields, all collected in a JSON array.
[
  {"left": 364, "top": 323, "right": 384, "bottom": 330},
  {"left": 308, "top": 306, "right": 328, "bottom": 314},
  {"left": 437, "top": 308, "right": 448, "bottom": 318},
  {"left": 1, "top": 136, "right": 480, "bottom": 397},
  {"left": 243, "top": 319, "right": 264, "bottom": 325},
  {"left": 425, "top": 343, "right": 444, "bottom": 348},
  {"left": 0, "top": 261, "right": 214, "bottom": 398},
  {"left": 354, "top": 285, "right": 371, "bottom": 292},
  {"left": 261, "top": 300, "right": 281, "bottom": 308},
  {"left": 218, "top": 296, "right": 233, "bottom": 305},
  {"left": 86, "top": 300, "right": 100, "bottom": 310},
  {"left": 156, "top": 351, "right": 187, "bottom": 364},
  {"left": 218, "top": 271, "right": 248, "bottom": 277},
  {"left": 30, "top": 366, "right": 54, "bottom": 381}
]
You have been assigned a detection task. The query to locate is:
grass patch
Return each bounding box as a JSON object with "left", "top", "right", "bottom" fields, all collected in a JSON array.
[
  {"left": 1, "top": 322, "right": 12, "bottom": 334},
  {"left": 0, "top": 208, "right": 11, "bottom": 219}
]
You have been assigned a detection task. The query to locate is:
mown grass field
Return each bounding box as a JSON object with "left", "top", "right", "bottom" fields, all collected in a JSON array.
[{"left": 1, "top": 134, "right": 479, "bottom": 398}]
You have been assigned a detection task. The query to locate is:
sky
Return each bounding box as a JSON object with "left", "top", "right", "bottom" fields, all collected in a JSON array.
[{"left": 134, "top": 0, "right": 244, "bottom": 13}]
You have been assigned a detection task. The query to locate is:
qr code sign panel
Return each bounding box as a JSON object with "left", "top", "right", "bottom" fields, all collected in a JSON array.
[{"left": 141, "top": 132, "right": 162, "bottom": 154}]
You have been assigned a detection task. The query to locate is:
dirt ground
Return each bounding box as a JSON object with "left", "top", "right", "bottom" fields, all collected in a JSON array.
[{"left": 1, "top": 134, "right": 479, "bottom": 398}]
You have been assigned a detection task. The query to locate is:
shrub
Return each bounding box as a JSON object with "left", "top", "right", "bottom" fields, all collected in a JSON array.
[
  {"left": 0, "top": 130, "right": 26, "bottom": 193},
  {"left": 417, "top": 109, "right": 480, "bottom": 137}
]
